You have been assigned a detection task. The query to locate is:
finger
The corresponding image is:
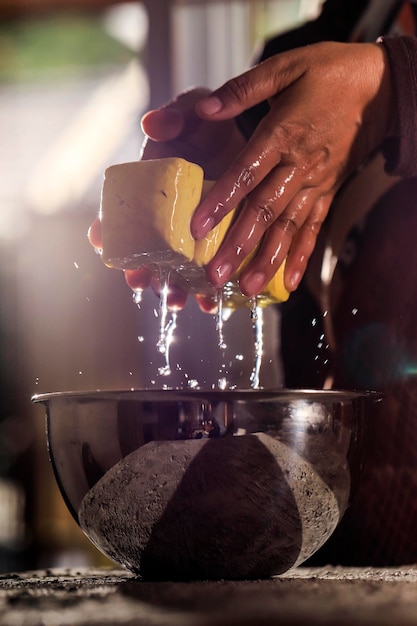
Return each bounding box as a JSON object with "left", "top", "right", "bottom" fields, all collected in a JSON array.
[
  {"left": 284, "top": 195, "right": 332, "bottom": 291},
  {"left": 236, "top": 220, "right": 293, "bottom": 297},
  {"left": 88, "top": 217, "right": 102, "bottom": 250},
  {"left": 202, "top": 165, "right": 306, "bottom": 288},
  {"left": 125, "top": 268, "right": 153, "bottom": 291},
  {"left": 166, "top": 285, "right": 188, "bottom": 311},
  {"left": 191, "top": 115, "right": 288, "bottom": 239},
  {"left": 195, "top": 52, "right": 305, "bottom": 120},
  {"left": 147, "top": 275, "right": 190, "bottom": 312},
  {"left": 141, "top": 87, "right": 211, "bottom": 142},
  {"left": 239, "top": 193, "right": 330, "bottom": 297},
  {"left": 195, "top": 294, "right": 218, "bottom": 314},
  {"left": 231, "top": 188, "right": 323, "bottom": 297},
  {"left": 141, "top": 108, "right": 185, "bottom": 142}
]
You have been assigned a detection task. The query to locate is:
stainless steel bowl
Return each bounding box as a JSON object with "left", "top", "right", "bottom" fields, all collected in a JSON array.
[{"left": 33, "top": 388, "right": 379, "bottom": 580}]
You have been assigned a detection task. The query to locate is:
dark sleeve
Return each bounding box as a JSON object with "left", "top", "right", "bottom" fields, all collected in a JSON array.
[{"left": 381, "top": 35, "right": 417, "bottom": 178}]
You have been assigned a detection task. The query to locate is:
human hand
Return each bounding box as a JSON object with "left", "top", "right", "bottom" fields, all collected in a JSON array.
[
  {"left": 88, "top": 88, "right": 246, "bottom": 311},
  {"left": 88, "top": 216, "right": 218, "bottom": 313},
  {"left": 190, "top": 41, "right": 395, "bottom": 297},
  {"left": 139, "top": 87, "right": 247, "bottom": 177}
]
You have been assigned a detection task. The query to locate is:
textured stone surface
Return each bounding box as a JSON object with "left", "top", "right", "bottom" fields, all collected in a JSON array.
[
  {"left": 79, "top": 433, "right": 350, "bottom": 580},
  {"left": 3, "top": 567, "right": 417, "bottom": 625}
]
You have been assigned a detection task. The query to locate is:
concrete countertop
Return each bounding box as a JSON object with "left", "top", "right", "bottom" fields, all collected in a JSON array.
[{"left": 2, "top": 566, "right": 417, "bottom": 625}]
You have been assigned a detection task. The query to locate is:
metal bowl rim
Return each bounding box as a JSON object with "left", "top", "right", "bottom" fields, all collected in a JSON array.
[{"left": 32, "top": 388, "right": 381, "bottom": 405}]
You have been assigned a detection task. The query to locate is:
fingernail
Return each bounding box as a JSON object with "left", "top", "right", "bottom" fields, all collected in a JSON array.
[
  {"left": 215, "top": 262, "right": 233, "bottom": 283},
  {"left": 194, "top": 216, "right": 215, "bottom": 239},
  {"left": 167, "top": 289, "right": 187, "bottom": 312},
  {"left": 198, "top": 96, "right": 223, "bottom": 116},
  {"left": 244, "top": 272, "right": 266, "bottom": 296},
  {"left": 288, "top": 271, "right": 301, "bottom": 290}
]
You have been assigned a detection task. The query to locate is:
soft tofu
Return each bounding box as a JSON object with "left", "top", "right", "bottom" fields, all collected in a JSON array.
[
  {"left": 99, "top": 157, "right": 290, "bottom": 305},
  {"left": 260, "top": 259, "right": 290, "bottom": 305},
  {"left": 100, "top": 158, "right": 204, "bottom": 269},
  {"left": 224, "top": 253, "right": 290, "bottom": 308},
  {"left": 193, "top": 180, "right": 235, "bottom": 267}
]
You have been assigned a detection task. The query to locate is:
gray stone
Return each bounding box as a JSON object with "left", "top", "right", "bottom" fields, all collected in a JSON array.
[{"left": 79, "top": 433, "right": 350, "bottom": 580}]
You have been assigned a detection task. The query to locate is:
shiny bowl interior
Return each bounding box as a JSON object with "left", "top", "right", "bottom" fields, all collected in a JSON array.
[{"left": 33, "top": 388, "right": 379, "bottom": 580}]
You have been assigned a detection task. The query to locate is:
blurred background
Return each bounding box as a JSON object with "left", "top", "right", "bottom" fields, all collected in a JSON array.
[{"left": 0, "top": 0, "right": 323, "bottom": 572}]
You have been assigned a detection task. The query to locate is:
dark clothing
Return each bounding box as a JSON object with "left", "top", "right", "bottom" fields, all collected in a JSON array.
[
  {"left": 236, "top": 2, "right": 417, "bottom": 566},
  {"left": 381, "top": 35, "right": 417, "bottom": 177}
]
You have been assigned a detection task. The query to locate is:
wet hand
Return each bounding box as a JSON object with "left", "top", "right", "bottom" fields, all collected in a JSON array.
[
  {"left": 140, "top": 87, "right": 246, "bottom": 178},
  {"left": 87, "top": 217, "right": 218, "bottom": 313},
  {"left": 191, "top": 41, "right": 395, "bottom": 297},
  {"left": 88, "top": 88, "right": 245, "bottom": 311}
]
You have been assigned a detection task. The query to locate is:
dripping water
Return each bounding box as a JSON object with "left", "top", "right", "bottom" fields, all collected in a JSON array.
[
  {"left": 215, "top": 288, "right": 227, "bottom": 350},
  {"left": 132, "top": 266, "right": 270, "bottom": 390},
  {"left": 155, "top": 268, "right": 178, "bottom": 377},
  {"left": 249, "top": 297, "right": 264, "bottom": 389},
  {"left": 133, "top": 290, "right": 143, "bottom": 307},
  {"left": 158, "top": 312, "right": 178, "bottom": 377}
]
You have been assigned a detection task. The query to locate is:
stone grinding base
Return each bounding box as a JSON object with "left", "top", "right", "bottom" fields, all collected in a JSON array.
[{"left": 79, "top": 433, "right": 350, "bottom": 580}]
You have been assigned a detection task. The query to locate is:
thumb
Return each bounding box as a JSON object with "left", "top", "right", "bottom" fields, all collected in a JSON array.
[
  {"left": 141, "top": 87, "right": 212, "bottom": 141},
  {"left": 141, "top": 108, "right": 185, "bottom": 142}
]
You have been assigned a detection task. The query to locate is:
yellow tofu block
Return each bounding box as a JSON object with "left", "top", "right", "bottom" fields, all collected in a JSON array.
[
  {"left": 259, "top": 259, "right": 290, "bottom": 305},
  {"left": 98, "top": 156, "right": 291, "bottom": 307},
  {"left": 193, "top": 181, "right": 236, "bottom": 267},
  {"left": 100, "top": 158, "right": 204, "bottom": 270},
  {"left": 222, "top": 254, "right": 290, "bottom": 308},
  {"left": 191, "top": 182, "right": 289, "bottom": 305}
]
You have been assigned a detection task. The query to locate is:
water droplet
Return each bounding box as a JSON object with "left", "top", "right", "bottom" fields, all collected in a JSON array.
[
  {"left": 158, "top": 364, "right": 172, "bottom": 377},
  {"left": 133, "top": 290, "right": 143, "bottom": 306},
  {"left": 250, "top": 297, "right": 258, "bottom": 320}
]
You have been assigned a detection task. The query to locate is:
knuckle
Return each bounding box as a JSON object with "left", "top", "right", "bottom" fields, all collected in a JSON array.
[
  {"left": 275, "top": 215, "right": 299, "bottom": 236},
  {"left": 236, "top": 164, "right": 257, "bottom": 188},
  {"left": 247, "top": 201, "right": 276, "bottom": 226},
  {"left": 224, "top": 73, "right": 255, "bottom": 105}
]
